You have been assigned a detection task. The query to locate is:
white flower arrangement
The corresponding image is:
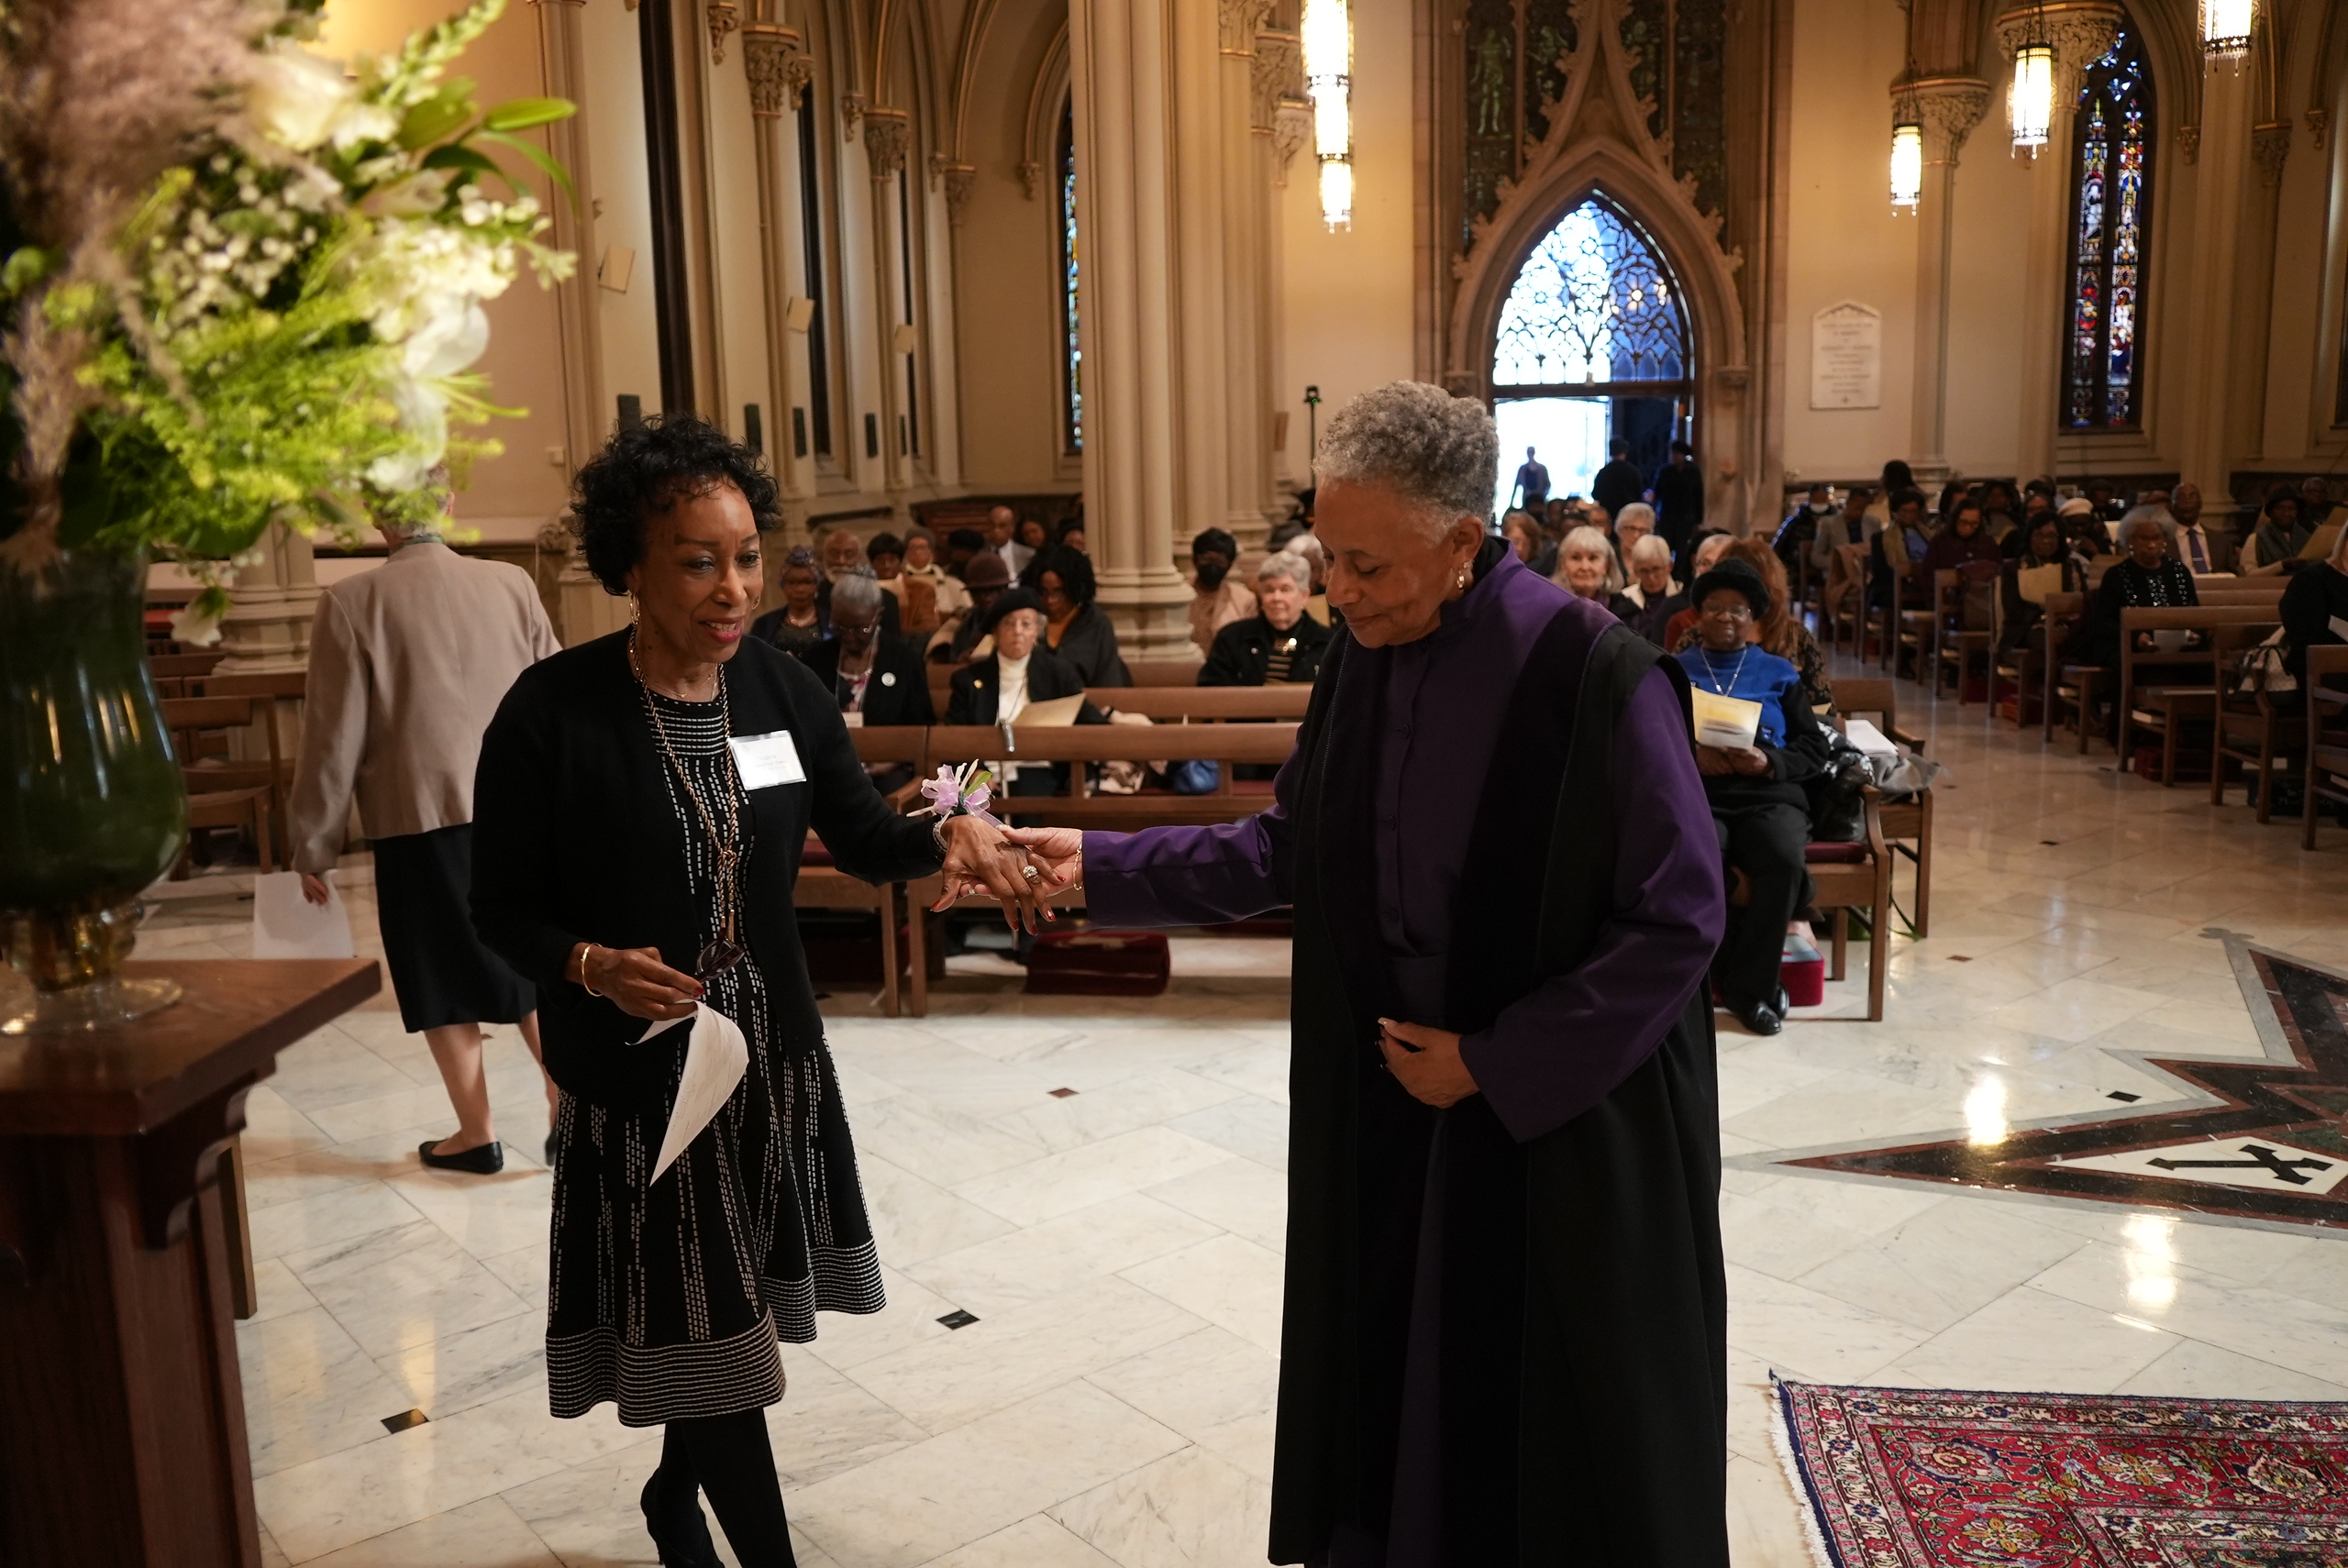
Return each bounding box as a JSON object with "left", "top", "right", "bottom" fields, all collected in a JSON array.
[{"left": 0, "top": 0, "right": 578, "bottom": 638}]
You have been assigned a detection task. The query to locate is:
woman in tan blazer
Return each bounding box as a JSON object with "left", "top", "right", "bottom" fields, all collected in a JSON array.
[{"left": 288, "top": 489, "right": 562, "bottom": 1174}]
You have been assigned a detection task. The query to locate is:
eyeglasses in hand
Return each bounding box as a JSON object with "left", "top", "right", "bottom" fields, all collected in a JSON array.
[{"left": 695, "top": 938, "right": 746, "bottom": 981}]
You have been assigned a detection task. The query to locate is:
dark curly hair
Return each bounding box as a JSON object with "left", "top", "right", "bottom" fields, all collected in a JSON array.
[
  {"left": 570, "top": 414, "right": 781, "bottom": 596},
  {"left": 1032, "top": 543, "right": 1097, "bottom": 605}
]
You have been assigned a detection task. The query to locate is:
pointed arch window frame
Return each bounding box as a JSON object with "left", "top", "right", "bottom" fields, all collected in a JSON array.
[
  {"left": 2061, "top": 24, "right": 2155, "bottom": 434},
  {"left": 1056, "top": 95, "right": 1082, "bottom": 457},
  {"left": 1488, "top": 189, "right": 1695, "bottom": 400}
]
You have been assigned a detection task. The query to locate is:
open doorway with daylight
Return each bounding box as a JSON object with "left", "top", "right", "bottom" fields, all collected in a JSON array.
[{"left": 1489, "top": 192, "right": 1689, "bottom": 517}]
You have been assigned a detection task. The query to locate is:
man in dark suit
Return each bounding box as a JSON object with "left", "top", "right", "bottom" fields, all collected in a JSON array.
[
  {"left": 1591, "top": 438, "right": 1646, "bottom": 519},
  {"left": 1652, "top": 439, "right": 1705, "bottom": 549},
  {"left": 2162, "top": 481, "right": 2238, "bottom": 576}
]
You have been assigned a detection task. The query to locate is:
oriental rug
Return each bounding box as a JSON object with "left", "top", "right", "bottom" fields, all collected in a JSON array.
[{"left": 1774, "top": 1377, "right": 2348, "bottom": 1566}]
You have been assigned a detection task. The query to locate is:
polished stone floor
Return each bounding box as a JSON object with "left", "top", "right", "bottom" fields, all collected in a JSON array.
[{"left": 123, "top": 659, "right": 2348, "bottom": 1566}]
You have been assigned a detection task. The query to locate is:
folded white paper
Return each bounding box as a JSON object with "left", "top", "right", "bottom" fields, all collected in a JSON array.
[
  {"left": 1012, "top": 693, "right": 1087, "bottom": 727},
  {"left": 637, "top": 1007, "right": 749, "bottom": 1184},
  {"left": 251, "top": 871, "right": 355, "bottom": 959}
]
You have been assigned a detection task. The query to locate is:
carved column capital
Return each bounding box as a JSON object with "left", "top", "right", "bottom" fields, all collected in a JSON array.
[
  {"left": 862, "top": 107, "right": 911, "bottom": 181},
  {"left": 741, "top": 23, "right": 808, "bottom": 118},
  {"left": 1218, "top": 0, "right": 1273, "bottom": 55},
  {"left": 2176, "top": 124, "right": 2201, "bottom": 164},
  {"left": 936, "top": 160, "right": 977, "bottom": 224},
  {"left": 2309, "top": 109, "right": 2331, "bottom": 152},
  {"left": 1253, "top": 30, "right": 1301, "bottom": 133},
  {"left": 1017, "top": 160, "right": 1045, "bottom": 199},
  {"left": 1993, "top": 2, "right": 2121, "bottom": 105},
  {"left": 1271, "top": 94, "right": 1312, "bottom": 186},
  {"left": 840, "top": 91, "right": 866, "bottom": 143},
  {"left": 1901, "top": 76, "right": 1991, "bottom": 165},
  {"left": 703, "top": 0, "right": 738, "bottom": 65},
  {"left": 2251, "top": 121, "right": 2290, "bottom": 186}
]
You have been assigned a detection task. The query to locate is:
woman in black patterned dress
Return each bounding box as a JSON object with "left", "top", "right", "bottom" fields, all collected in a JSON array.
[{"left": 471, "top": 415, "right": 1047, "bottom": 1567}]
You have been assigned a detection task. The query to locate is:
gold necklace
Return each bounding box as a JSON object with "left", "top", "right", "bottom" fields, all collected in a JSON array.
[{"left": 629, "top": 632, "right": 746, "bottom": 978}]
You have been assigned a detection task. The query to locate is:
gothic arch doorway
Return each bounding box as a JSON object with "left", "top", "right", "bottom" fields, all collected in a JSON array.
[{"left": 1489, "top": 191, "right": 1690, "bottom": 513}]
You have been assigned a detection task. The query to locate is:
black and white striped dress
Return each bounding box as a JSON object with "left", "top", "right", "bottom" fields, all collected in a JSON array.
[{"left": 544, "top": 685, "right": 885, "bottom": 1426}]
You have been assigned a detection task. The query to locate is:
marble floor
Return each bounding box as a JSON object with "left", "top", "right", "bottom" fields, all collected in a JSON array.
[{"left": 119, "top": 657, "right": 2348, "bottom": 1566}]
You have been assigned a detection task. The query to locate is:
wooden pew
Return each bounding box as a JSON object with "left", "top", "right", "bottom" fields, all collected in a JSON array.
[
  {"left": 1083, "top": 686, "right": 1312, "bottom": 722},
  {"left": 923, "top": 723, "right": 1300, "bottom": 831},
  {"left": 158, "top": 695, "right": 279, "bottom": 876},
  {"left": 193, "top": 668, "right": 306, "bottom": 864},
  {"left": 2116, "top": 605, "right": 2279, "bottom": 783},
  {"left": 797, "top": 726, "right": 932, "bottom": 1016}
]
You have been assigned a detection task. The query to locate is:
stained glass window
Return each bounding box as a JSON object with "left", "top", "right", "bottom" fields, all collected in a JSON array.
[
  {"left": 2064, "top": 27, "right": 2153, "bottom": 431},
  {"left": 1491, "top": 194, "right": 1689, "bottom": 388},
  {"left": 1058, "top": 100, "right": 1081, "bottom": 455}
]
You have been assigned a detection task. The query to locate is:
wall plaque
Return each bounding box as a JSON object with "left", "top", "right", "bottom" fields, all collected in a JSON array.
[{"left": 1810, "top": 302, "right": 1882, "bottom": 410}]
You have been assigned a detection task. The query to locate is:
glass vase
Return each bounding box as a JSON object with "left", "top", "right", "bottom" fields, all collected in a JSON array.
[{"left": 0, "top": 544, "right": 188, "bottom": 1032}]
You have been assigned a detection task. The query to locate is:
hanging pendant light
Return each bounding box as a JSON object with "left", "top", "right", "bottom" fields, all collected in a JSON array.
[
  {"left": 1301, "top": 0, "right": 1353, "bottom": 230},
  {"left": 1889, "top": 121, "right": 1924, "bottom": 210},
  {"left": 1889, "top": 77, "right": 1923, "bottom": 211},
  {"left": 2009, "top": 40, "right": 2054, "bottom": 154},
  {"left": 2200, "top": 0, "right": 2252, "bottom": 66}
]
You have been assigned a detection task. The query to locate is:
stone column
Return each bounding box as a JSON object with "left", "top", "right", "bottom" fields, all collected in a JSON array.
[
  {"left": 2231, "top": 120, "right": 2290, "bottom": 461},
  {"left": 863, "top": 107, "right": 913, "bottom": 494},
  {"left": 1216, "top": 1, "right": 1273, "bottom": 553},
  {"left": 526, "top": 0, "right": 605, "bottom": 476},
  {"left": 1902, "top": 77, "right": 1990, "bottom": 483},
  {"left": 744, "top": 23, "right": 814, "bottom": 495},
  {"left": 215, "top": 525, "right": 316, "bottom": 677},
  {"left": 1069, "top": 0, "right": 1220, "bottom": 660},
  {"left": 2175, "top": 64, "right": 2254, "bottom": 500},
  {"left": 1994, "top": 3, "right": 2121, "bottom": 484}
]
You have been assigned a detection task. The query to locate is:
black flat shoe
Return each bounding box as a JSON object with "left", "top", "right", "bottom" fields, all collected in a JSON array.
[
  {"left": 1735, "top": 1000, "right": 1784, "bottom": 1036},
  {"left": 418, "top": 1138, "right": 504, "bottom": 1174},
  {"left": 640, "top": 1471, "right": 718, "bottom": 1567}
]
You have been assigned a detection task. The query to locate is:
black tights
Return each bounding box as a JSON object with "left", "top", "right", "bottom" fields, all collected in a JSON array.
[{"left": 650, "top": 1408, "right": 797, "bottom": 1568}]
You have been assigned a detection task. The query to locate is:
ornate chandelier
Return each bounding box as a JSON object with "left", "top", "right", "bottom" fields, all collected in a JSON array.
[{"left": 1301, "top": 0, "right": 1352, "bottom": 230}]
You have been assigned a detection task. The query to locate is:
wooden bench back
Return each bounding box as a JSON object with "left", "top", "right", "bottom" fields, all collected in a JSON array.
[
  {"left": 148, "top": 652, "right": 226, "bottom": 679},
  {"left": 2117, "top": 605, "right": 2280, "bottom": 631},
  {"left": 849, "top": 725, "right": 931, "bottom": 767},
  {"left": 197, "top": 670, "right": 308, "bottom": 700},
  {"left": 1088, "top": 686, "right": 1312, "bottom": 721},
  {"left": 924, "top": 722, "right": 1298, "bottom": 767}
]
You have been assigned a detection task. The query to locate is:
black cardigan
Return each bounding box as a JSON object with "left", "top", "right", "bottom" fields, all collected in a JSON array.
[
  {"left": 1199, "top": 612, "right": 1333, "bottom": 688},
  {"left": 942, "top": 645, "right": 1106, "bottom": 725},
  {"left": 799, "top": 632, "right": 936, "bottom": 725},
  {"left": 470, "top": 632, "right": 943, "bottom": 1114},
  {"left": 1047, "top": 602, "right": 1131, "bottom": 688}
]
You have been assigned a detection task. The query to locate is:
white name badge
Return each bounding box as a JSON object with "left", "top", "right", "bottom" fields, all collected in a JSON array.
[{"left": 728, "top": 731, "right": 806, "bottom": 790}]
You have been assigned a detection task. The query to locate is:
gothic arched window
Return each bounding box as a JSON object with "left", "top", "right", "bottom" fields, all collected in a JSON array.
[
  {"left": 1493, "top": 194, "right": 1689, "bottom": 387},
  {"left": 1058, "top": 98, "right": 1081, "bottom": 455},
  {"left": 2063, "top": 26, "right": 2154, "bottom": 431},
  {"left": 1488, "top": 193, "right": 1689, "bottom": 513}
]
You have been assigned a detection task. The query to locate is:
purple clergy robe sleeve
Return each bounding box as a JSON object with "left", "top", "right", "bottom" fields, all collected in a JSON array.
[
  {"left": 1456, "top": 666, "right": 1725, "bottom": 1143},
  {"left": 1078, "top": 744, "right": 1301, "bottom": 928}
]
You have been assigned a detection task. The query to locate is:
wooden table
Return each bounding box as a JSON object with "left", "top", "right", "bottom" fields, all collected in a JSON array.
[{"left": 0, "top": 958, "right": 380, "bottom": 1568}]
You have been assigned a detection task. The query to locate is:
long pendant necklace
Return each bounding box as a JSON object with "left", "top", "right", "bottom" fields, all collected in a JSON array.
[
  {"left": 630, "top": 632, "right": 747, "bottom": 977},
  {"left": 1700, "top": 642, "right": 1753, "bottom": 697}
]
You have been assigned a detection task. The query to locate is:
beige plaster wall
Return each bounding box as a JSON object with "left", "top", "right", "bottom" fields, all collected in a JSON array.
[
  {"left": 1277, "top": 0, "right": 1416, "bottom": 470},
  {"left": 578, "top": 0, "right": 663, "bottom": 422},
  {"left": 1777, "top": 0, "right": 1919, "bottom": 483}
]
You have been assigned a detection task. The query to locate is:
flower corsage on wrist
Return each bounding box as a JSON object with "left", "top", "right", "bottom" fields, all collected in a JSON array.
[{"left": 913, "top": 761, "right": 1007, "bottom": 856}]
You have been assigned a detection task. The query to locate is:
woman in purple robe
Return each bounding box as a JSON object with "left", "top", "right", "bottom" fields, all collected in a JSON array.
[{"left": 1000, "top": 383, "right": 1730, "bottom": 1566}]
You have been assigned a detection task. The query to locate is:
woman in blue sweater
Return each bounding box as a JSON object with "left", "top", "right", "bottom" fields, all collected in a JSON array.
[{"left": 1675, "top": 558, "right": 1833, "bottom": 1035}]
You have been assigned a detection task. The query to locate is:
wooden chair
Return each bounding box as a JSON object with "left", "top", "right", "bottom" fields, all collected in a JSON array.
[
  {"left": 1827, "top": 679, "right": 1933, "bottom": 938},
  {"left": 1822, "top": 543, "right": 1869, "bottom": 656},
  {"left": 1731, "top": 788, "right": 1892, "bottom": 1021},
  {"left": 2303, "top": 646, "right": 2348, "bottom": 850},
  {"left": 1930, "top": 565, "right": 1998, "bottom": 707},
  {"left": 795, "top": 726, "right": 932, "bottom": 1017},
  {"left": 2116, "top": 607, "right": 2279, "bottom": 784},
  {"left": 159, "top": 695, "right": 278, "bottom": 876},
  {"left": 194, "top": 669, "right": 306, "bottom": 862},
  {"left": 2036, "top": 592, "right": 2098, "bottom": 747},
  {"left": 2206, "top": 624, "right": 2298, "bottom": 822}
]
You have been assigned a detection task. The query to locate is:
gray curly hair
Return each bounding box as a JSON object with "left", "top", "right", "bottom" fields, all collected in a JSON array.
[{"left": 1314, "top": 381, "right": 1498, "bottom": 540}]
